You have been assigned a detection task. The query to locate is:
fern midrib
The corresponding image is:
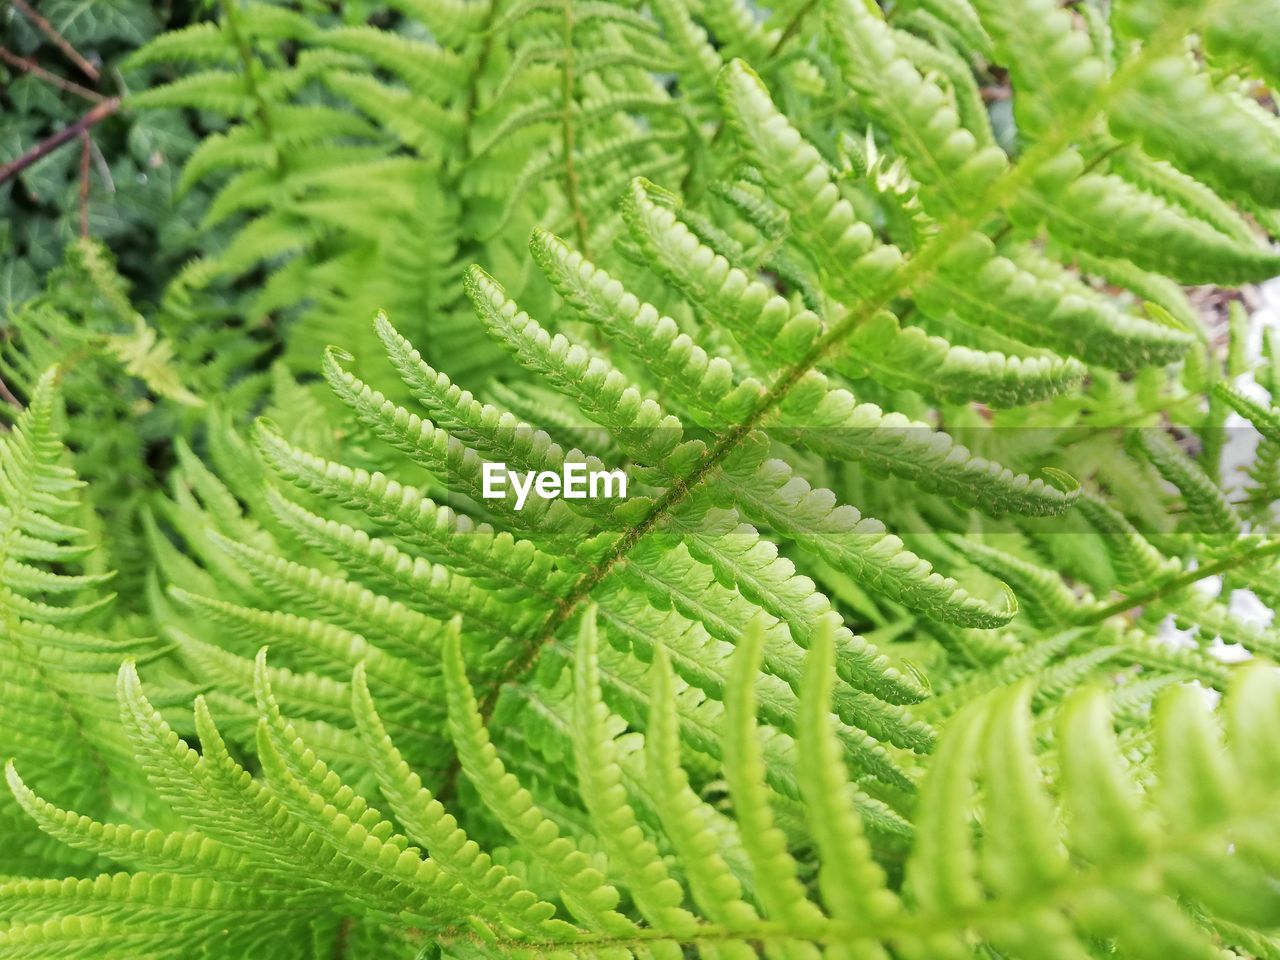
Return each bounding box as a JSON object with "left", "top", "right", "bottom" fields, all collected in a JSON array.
[
  {"left": 1082, "top": 536, "right": 1280, "bottom": 625},
  {"left": 559, "top": 0, "right": 590, "bottom": 255},
  {"left": 220, "top": 0, "right": 282, "bottom": 172},
  {"left": 477, "top": 0, "right": 1223, "bottom": 717}
]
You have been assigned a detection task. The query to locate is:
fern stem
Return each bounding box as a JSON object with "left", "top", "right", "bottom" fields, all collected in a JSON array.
[
  {"left": 220, "top": 0, "right": 278, "bottom": 162},
  {"left": 560, "top": 0, "right": 590, "bottom": 256},
  {"left": 483, "top": 410, "right": 766, "bottom": 716},
  {"left": 1082, "top": 538, "right": 1280, "bottom": 625},
  {"left": 446, "top": 0, "right": 499, "bottom": 291},
  {"left": 331, "top": 917, "right": 352, "bottom": 960},
  {"left": 461, "top": 17, "right": 494, "bottom": 137},
  {"left": 768, "top": 0, "right": 819, "bottom": 58}
]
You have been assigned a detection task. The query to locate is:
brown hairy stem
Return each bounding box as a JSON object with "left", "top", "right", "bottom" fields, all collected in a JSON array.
[
  {"left": 78, "top": 130, "right": 90, "bottom": 237},
  {"left": 0, "top": 46, "right": 105, "bottom": 102},
  {"left": 0, "top": 374, "right": 23, "bottom": 410},
  {"left": 0, "top": 96, "right": 119, "bottom": 186},
  {"left": 9, "top": 0, "right": 100, "bottom": 82}
]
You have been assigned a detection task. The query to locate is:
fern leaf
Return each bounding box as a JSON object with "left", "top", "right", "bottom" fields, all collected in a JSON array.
[
  {"left": 622, "top": 183, "right": 1085, "bottom": 407},
  {"left": 824, "top": 0, "right": 1006, "bottom": 214},
  {"left": 572, "top": 609, "right": 701, "bottom": 935},
  {"left": 262, "top": 489, "right": 530, "bottom": 638},
  {"left": 721, "top": 619, "right": 827, "bottom": 937},
  {"left": 441, "top": 628, "right": 636, "bottom": 935},
  {"left": 717, "top": 60, "right": 879, "bottom": 298},
  {"left": 1030, "top": 168, "right": 1280, "bottom": 286},
  {"left": 1131, "top": 430, "right": 1244, "bottom": 539},
  {"left": 796, "top": 620, "right": 898, "bottom": 954},
  {"left": 644, "top": 646, "right": 760, "bottom": 933},
  {"left": 1113, "top": 53, "right": 1280, "bottom": 209},
  {"left": 6, "top": 762, "right": 254, "bottom": 880},
  {"left": 253, "top": 421, "right": 568, "bottom": 595},
  {"left": 350, "top": 658, "right": 575, "bottom": 938},
  {"left": 924, "top": 238, "right": 1196, "bottom": 369},
  {"left": 1056, "top": 686, "right": 1157, "bottom": 866},
  {"left": 1215, "top": 383, "right": 1280, "bottom": 445},
  {"left": 969, "top": 0, "right": 1104, "bottom": 138}
]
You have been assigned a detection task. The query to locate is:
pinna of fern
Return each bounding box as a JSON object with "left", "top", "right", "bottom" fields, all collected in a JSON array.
[{"left": 0, "top": 240, "right": 252, "bottom": 605}]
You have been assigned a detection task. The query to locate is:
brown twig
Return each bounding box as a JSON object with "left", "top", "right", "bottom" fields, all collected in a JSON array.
[
  {"left": 0, "top": 373, "right": 23, "bottom": 410},
  {"left": 78, "top": 129, "right": 90, "bottom": 237},
  {"left": 0, "top": 46, "right": 105, "bottom": 102},
  {"left": 9, "top": 0, "right": 100, "bottom": 82},
  {"left": 0, "top": 96, "right": 119, "bottom": 186}
]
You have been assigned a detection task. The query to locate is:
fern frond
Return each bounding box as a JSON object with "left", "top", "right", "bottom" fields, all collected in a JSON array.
[
  {"left": 1113, "top": 51, "right": 1280, "bottom": 210},
  {"left": 824, "top": 0, "right": 1007, "bottom": 215},
  {"left": 1131, "top": 429, "right": 1244, "bottom": 539},
  {"left": 1031, "top": 168, "right": 1280, "bottom": 286},
  {"left": 623, "top": 181, "right": 1086, "bottom": 407},
  {"left": 797, "top": 619, "right": 899, "bottom": 951},
  {"left": 1215, "top": 382, "right": 1280, "bottom": 446},
  {"left": 11, "top": 1, "right": 1280, "bottom": 955},
  {"left": 721, "top": 618, "right": 828, "bottom": 937},
  {"left": 442, "top": 628, "right": 636, "bottom": 935}
]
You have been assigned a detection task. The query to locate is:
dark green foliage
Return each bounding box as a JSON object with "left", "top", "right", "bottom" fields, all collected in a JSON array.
[{"left": 0, "top": 0, "right": 206, "bottom": 311}]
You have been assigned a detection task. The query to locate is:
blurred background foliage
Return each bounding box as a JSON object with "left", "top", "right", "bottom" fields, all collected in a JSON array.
[
  {"left": 1, "top": 0, "right": 214, "bottom": 311},
  {"left": 2, "top": 0, "right": 243, "bottom": 597}
]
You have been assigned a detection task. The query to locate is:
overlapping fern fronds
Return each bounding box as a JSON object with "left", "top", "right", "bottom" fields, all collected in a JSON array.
[
  {"left": 7, "top": 614, "right": 1280, "bottom": 956},
  {"left": 0, "top": 240, "right": 250, "bottom": 601},
  {"left": 0, "top": 368, "right": 159, "bottom": 878},
  {"left": 125, "top": 0, "right": 704, "bottom": 381},
  {"left": 4, "top": 0, "right": 1280, "bottom": 956}
]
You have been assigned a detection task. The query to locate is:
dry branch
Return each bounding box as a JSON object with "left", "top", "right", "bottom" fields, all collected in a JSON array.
[
  {"left": 9, "top": 0, "right": 100, "bottom": 82},
  {"left": 0, "top": 96, "right": 120, "bottom": 186}
]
